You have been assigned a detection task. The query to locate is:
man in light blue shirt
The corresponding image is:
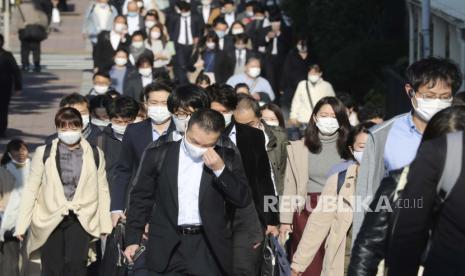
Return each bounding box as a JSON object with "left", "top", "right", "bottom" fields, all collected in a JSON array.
[
  {"left": 227, "top": 56, "right": 275, "bottom": 102},
  {"left": 352, "top": 57, "right": 463, "bottom": 245}
]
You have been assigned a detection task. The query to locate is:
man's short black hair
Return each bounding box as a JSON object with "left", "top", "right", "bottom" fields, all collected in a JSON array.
[
  {"left": 90, "top": 94, "right": 113, "bottom": 113},
  {"left": 93, "top": 71, "right": 111, "bottom": 80},
  {"left": 136, "top": 54, "right": 154, "bottom": 68},
  {"left": 107, "top": 96, "right": 140, "bottom": 120},
  {"left": 167, "top": 84, "right": 211, "bottom": 113},
  {"left": 234, "top": 33, "right": 249, "bottom": 44},
  {"left": 206, "top": 84, "right": 238, "bottom": 111},
  {"left": 337, "top": 92, "right": 357, "bottom": 110},
  {"left": 406, "top": 57, "right": 463, "bottom": 95},
  {"left": 234, "top": 83, "right": 249, "bottom": 92},
  {"left": 188, "top": 109, "right": 225, "bottom": 133},
  {"left": 144, "top": 81, "right": 173, "bottom": 100},
  {"left": 60, "top": 93, "right": 90, "bottom": 109},
  {"left": 357, "top": 105, "right": 384, "bottom": 123},
  {"left": 213, "top": 17, "right": 228, "bottom": 27},
  {"left": 131, "top": 30, "right": 145, "bottom": 40},
  {"left": 177, "top": 1, "right": 191, "bottom": 11}
]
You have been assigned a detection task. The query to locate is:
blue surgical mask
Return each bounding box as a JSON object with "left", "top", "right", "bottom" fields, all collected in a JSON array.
[
  {"left": 215, "top": 30, "right": 226, "bottom": 39},
  {"left": 127, "top": 12, "right": 138, "bottom": 17}
]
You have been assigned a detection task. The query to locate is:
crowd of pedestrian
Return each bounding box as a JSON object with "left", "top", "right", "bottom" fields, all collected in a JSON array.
[{"left": 1, "top": 1, "right": 465, "bottom": 276}]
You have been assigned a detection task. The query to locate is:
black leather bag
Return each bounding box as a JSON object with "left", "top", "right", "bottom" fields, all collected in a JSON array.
[
  {"left": 19, "top": 25, "right": 48, "bottom": 42},
  {"left": 260, "top": 234, "right": 279, "bottom": 276}
]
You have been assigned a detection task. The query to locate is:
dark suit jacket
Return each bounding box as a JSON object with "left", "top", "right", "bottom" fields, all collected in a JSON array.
[
  {"left": 93, "top": 31, "right": 130, "bottom": 72},
  {"left": 111, "top": 119, "right": 175, "bottom": 211},
  {"left": 125, "top": 140, "right": 251, "bottom": 273},
  {"left": 167, "top": 13, "right": 203, "bottom": 44},
  {"left": 225, "top": 122, "right": 279, "bottom": 226},
  {"left": 0, "top": 49, "right": 22, "bottom": 95},
  {"left": 225, "top": 48, "right": 254, "bottom": 78},
  {"left": 220, "top": 35, "right": 235, "bottom": 52},
  {"left": 122, "top": 69, "right": 153, "bottom": 102},
  {"left": 189, "top": 48, "right": 233, "bottom": 84}
]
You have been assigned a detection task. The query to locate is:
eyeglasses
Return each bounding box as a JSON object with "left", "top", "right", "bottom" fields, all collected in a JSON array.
[{"left": 415, "top": 91, "right": 452, "bottom": 101}]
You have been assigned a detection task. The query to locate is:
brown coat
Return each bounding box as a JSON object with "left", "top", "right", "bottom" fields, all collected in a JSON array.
[
  {"left": 15, "top": 139, "right": 112, "bottom": 262},
  {"left": 279, "top": 139, "right": 309, "bottom": 224},
  {"left": 291, "top": 164, "right": 358, "bottom": 276}
]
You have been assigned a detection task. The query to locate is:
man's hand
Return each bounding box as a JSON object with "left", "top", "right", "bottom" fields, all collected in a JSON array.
[
  {"left": 124, "top": 244, "right": 140, "bottom": 264},
  {"left": 279, "top": 223, "right": 292, "bottom": 242},
  {"left": 266, "top": 225, "right": 279, "bottom": 237},
  {"left": 15, "top": 234, "right": 24, "bottom": 241},
  {"left": 291, "top": 269, "right": 302, "bottom": 276},
  {"left": 111, "top": 212, "right": 126, "bottom": 227},
  {"left": 142, "top": 224, "right": 149, "bottom": 240},
  {"left": 288, "top": 118, "right": 299, "bottom": 127},
  {"left": 203, "top": 148, "right": 225, "bottom": 172},
  {"left": 267, "top": 31, "right": 276, "bottom": 40}
]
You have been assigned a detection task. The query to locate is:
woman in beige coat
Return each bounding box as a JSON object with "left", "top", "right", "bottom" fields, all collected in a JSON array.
[
  {"left": 291, "top": 122, "right": 375, "bottom": 276},
  {"left": 15, "top": 107, "right": 112, "bottom": 276}
]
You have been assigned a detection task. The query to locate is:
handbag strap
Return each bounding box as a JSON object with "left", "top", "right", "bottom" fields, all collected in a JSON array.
[
  {"left": 305, "top": 81, "right": 314, "bottom": 110},
  {"left": 18, "top": 6, "right": 26, "bottom": 23}
]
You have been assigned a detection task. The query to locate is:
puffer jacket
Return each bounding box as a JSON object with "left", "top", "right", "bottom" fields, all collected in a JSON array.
[{"left": 348, "top": 168, "right": 408, "bottom": 276}]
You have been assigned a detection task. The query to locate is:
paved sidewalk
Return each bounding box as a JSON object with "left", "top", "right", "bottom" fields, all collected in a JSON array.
[{"left": 0, "top": 0, "right": 93, "bottom": 152}]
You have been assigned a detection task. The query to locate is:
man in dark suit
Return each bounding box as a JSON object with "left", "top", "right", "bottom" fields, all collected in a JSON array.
[
  {"left": 167, "top": 1, "right": 203, "bottom": 84},
  {"left": 207, "top": 83, "right": 279, "bottom": 274},
  {"left": 45, "top": 93, "right": 101, "bottom": 146},
  {"left": 111, "top": 82, "right": 175, "bottom": 224},
  {"left": 0, "top": 34, "right": 22, "bottom": 137},
  {"left": 124, "top": 109, "right": 251, "bottom": 275},
  {"left": 226, "top": 33, "right": 255, "bottom": 77},
  {"left": 123, "top": 54, "right": 155, "bottom": 102},
  {"left": 93, "top": 15, "right": 130, "bottom": 73},
  {"left": 212, "top": 17, "right": 234, "bottom": 52}
]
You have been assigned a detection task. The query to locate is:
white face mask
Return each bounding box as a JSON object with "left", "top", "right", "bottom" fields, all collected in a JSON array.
[
  {"left": 413, "top": 97, "right": 452, "bottom": 122},
  {"left": 183, "top": 136, "right": 208, "bottom": 160},
  {"left": 247, "top": 67, "right": 261, "bottom": 78},
  {"left": 145, "top": 20, "right": 156, "bottom": 29},
  {"left": 231, "top": 28, "right": 244, "bottom": 35},
  {"left": 316, "top": 117, "right": 339, "bottom": 135},
  {"left": 81, "top": 114, "right": 90, "bottom": 130},
  {"left": 308, "top": 75, "right": 320, "bottom": 83},
  {"left": 111, "top": 123, "right": 127, "bottom": 136},
  {"left": 353, "top": 150, "right": 363, "bottom": 164},
  {"left": 172, "top": 115, "right": 190, "bottom": 133},
  {"left": 246, "top": 11, "right": 254, "bottom": 17},
  {"left": 264, "top": 120, "right": 279, "bottom": 127},
  {"left": 92, "top": 118, "right": 110, "bottom": 127},
  {"left": 58, "top": 130, "right": 82, "bottom": 145},
  {"left": 181, "top": 12, "right": 191, "bottom": 17},
  {"left": 8, "top": 153, "right": 30, "bottom": 167},
  {"left": 223, "top": 113, "right": 233, "bottom": 126},
  {"left": 115, "top": 57, "right": 128, "bottom": 66},
  {"left": 132, "top": 41, "right": 144, "bottom": 49},
  {"left": 150, "top": 31, "right": 161, "bottom": 40},
  {"left": 139, "top": 67, "right": 152, "bottom": 77},
  {"left": 148, "top": 105, "right": 171, "bottom": 124},
  {"left": 297, "top": 44, "right": 307, "bottom": 52},
  {"left": 114, "top": 23, "right": 126, "bottom": 33},
  {"left": 94, "top": 85, "right": 109, "bottom": 95},
  {"left": 206, "top": 42, "right": 216, "bottom": 50}
]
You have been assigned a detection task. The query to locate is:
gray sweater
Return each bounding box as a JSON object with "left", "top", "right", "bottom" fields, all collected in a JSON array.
[{"left": 307, "top": 133, "right": 343, "bottom": 193}]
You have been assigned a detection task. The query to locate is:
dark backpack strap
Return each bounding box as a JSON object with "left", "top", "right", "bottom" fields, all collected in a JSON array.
[
  {"left": 305, "top": 81, "right": 314, "bottom": 111},
  {"left": 90, "top": 145, "right": 100, "bottom": 169},
  {"left": 43, "top": 143, "right": 53, "bottom": 164},
  {"left": 154, "top": 145, "right": 169, "bottom": 174},
  {"left": 337, "top": 169, "right": 347, "bottom": 194}
]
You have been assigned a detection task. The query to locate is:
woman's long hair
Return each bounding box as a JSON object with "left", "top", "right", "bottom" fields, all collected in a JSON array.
[
  {"left": 1, "top": 139, "right": 28, "bottom": 166},
  {"left": 147, "top": 23, "right": 168, "bottom": 48},
  {"left": 304, "top": 96, "right": 352, "bottom": 159}
]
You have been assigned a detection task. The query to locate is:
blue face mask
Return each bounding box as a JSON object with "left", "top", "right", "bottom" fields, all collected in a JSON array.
[
  {"left": 215, "top": 30, "right": 226, "bottom": 39},
  {"left": 127, "top": 12, "right": 138, "bottom": 17}
]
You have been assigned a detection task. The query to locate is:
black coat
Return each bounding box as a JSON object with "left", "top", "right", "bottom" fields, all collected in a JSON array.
[
  {"left": 189, "top": 48, "right": 233, "bottom": 84},
  {"left": 93, "top": 31, "right": 130, "bottom": 72},
  {"left": 96, "top": 126, "right": 123, "bottom": 202},
  {"left": 111, "top": 119, "right": 175, "bottom": 211},
  {"left": 225, "top": 122, "right": 279, "bottom": 227},
  {"left": 0, "top": 49, "right": 22, "bottom": 95},
  {"left": 386, "top": 134, "right": 465, "bottom": 276},
  {"left": 125, "top": 140, "right": 251, "bottom": 273},
  {"left": 225, "top": 48, "right": 255, "bottom": 78},
  {"left": 122, "top": 69, "right": 154, "bottom": 102},
  {"left": 280, "top": 48, "right": 315, "bottom": 106}
]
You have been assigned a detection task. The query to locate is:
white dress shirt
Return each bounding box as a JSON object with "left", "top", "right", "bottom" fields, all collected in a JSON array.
[
  {"left": 234, "top": 49, "right": 246, "bottom": 74},
  {"left": 109, "top": 31, "right": 121, "bottom": 50},
  {"left": 177, "top": 139, "right": 224, "bottom": 225},
  {"left": 94, "top": 4, "right": 111, "bottom": 31},
  {"left": 219, "top": 38, "right": 225, "bottom": 50},
  {"left": 178, "top": 16, "right": 193, "bottom": 45},
  {"left": 202, "top": 5, "right": 211, "bottom": 23},
  {"left": 127, "top": 15, "right": 140, "bottom": 35},
  {"left": 141, "top": 75, "right": 153, "bottom": 87},
  {"left": 229, "top": 125, "right": 237, "bottom": 145},
  {"left": 224, "top": 12, "right": 235, "bottom": 27}
]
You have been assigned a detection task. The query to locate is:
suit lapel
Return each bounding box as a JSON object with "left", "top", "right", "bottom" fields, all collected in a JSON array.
[
  {"left": 199, "top": 166, "right": 213, "bottom": 204},
  {"left": 167, "top": 142, "right": 181, "bottom": 210}
]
